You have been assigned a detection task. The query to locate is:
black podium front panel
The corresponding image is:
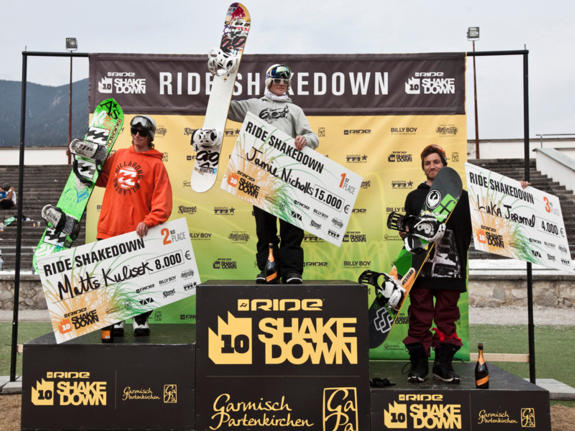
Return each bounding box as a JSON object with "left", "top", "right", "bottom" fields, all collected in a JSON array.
[
  {"left": 21, "top": 326, "right": 195, "bottom": 430},
  {"left": 196, "top": 280, "right": 370, "bottom": 431}
]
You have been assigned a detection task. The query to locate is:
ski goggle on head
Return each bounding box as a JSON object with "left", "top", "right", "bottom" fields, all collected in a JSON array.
[
  {"left": 131, "top": 115, "right": 154, "bottom": 130},
  {"left": 130, "top": 115, "right": 156, "bottom": 139},
  {"left": 268, "top": 65, "right": 292, "bottom": 80}
]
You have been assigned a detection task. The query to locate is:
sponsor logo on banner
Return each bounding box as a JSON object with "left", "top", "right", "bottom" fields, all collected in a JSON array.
[
  {"left": 390, "top": 127, "right": 417, "bottom": 135},
  {"left": 156, "top": 126, "right": 167, "bottom": 137},
  {"left": 228, "top": 231, "right": 250, "bottom": 243},
  {"left": 97, "top": 72, "right": 146, "bottom": 95},
  {"left": 345, "top": 154, "right": 368, "bottom": 163},
  {"left": 361, "top": 180, "right": 371, "bottom": 190},
  {"left": 451, "top": 152, "right": 460, "bottom": 162},
  {"left": 224, "top": 128, "right": 240, "bottom": 137},
  {"left": 304, "top": 261, "right": 328, "bottom": 267},
  {"left": 323, "top": 388, "right": 359, "bottom": 431},
  {"left": 383, "top": 394, "right": 462, "bottom": 429},
  {"left": 190, "top": 232, "right": 212, "bottom": 240},
  {"left": 344, "top": 260, "right": 371, "bottom": 268},
  {"left": 352, "top": 208, "right": 367, "bottom": 214},
  {"left": 388, "top": 151, "right": 413, "bottom": 162},
  {"left": 121, "top": 386, "right": 161, "bottom": 401},
  {"left": 212, "top": 258, "right": 238, "bottom": 269},
  {"left": 303, "top": 234, "right": 324, "bottom": 242},
  {"left": 318, "top": 127, "right": 326, "bottom": 137},
  {"left": 214, "top": 207, "right": 236, "bottom": 215},
  {"left": 178, "top": 205, "right": 197, "bottom": 215},
  {"left": 436, "top": 124, "right": 458, "bottom": 136},
  {"left": 391, "top": 180, "right": 414, "bottom": 189},
  {"left": 31, "top": 372, "right": 107, "bottom": 406},
  {"left": 162, "top": 152, "right": 168, "bottom": 162},
  {"left": 344, "top": 129, "right": 371, "bottom": 135},
  {"left": 404, "top": 71, "right": 456, "bottom": 95},
  {"left": 344, "top": 231, "right": 367, "bottom": 242}
]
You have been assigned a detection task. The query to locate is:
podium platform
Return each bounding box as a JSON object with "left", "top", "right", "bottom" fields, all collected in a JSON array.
[
  {"left": 369, "top": 362, "right": 551, "bottom": 430},
  {"left": 20, "top": 281, "right": 551, "bottom": 431}
]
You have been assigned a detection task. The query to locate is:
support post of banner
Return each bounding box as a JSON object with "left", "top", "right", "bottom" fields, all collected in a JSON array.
[
  {"left": 522, "top": 49, "right": 536, "bottom": 384},
  {"left": 10, "top": 50, "right": 89, "bottom": 382},
  {"left": 9, "top": 51, "right": 28, "bottom": 382}
]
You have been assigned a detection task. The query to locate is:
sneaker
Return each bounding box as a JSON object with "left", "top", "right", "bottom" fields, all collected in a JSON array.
[
  {"left": 112, "top": 321, "right": 124, "bottom": 337},
  {"left": 256, "top": 272, "right": 266, "bottom": 284},
  {"left": 133, "top": 320, "right": 150, "bottom": 337},
  {"left": 284, "top": 272, "right": 303, "bottom": 284}
]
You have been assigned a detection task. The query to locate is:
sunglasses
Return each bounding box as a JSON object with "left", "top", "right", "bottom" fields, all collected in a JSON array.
[
  {"left": 271, "top": 78, "right": 289, "bottom": 85},
  {"left": 131, "top": 127, "right": 150, "bottom": 137}
]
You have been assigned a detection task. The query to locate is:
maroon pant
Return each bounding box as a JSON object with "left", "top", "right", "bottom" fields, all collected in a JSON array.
[{"left": 403, "top": 286, "right": 462, "bottom": 355}]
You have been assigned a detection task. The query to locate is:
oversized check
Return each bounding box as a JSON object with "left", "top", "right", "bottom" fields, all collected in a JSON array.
[
  {"left": 37, "top": 218, "right": 200, "bottom": 343},
  {"left": 465, "top": 163, "right": 573, "bottom": 272},
  {"left": 221, "top": 112, "right": 362, "bottom": 246}
]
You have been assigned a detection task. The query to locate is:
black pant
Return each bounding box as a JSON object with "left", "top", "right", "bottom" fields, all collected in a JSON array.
[{"left": 254, "top": 206, "right": 304, "bottom": 276}]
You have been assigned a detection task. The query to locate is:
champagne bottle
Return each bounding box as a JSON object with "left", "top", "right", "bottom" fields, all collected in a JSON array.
[
  {"left": 264, "top": 243, "right": 278, "bottom": 283},
  {"left": 101, "top": 326, "right": 113, "bottom": 343},
  {"left": 475, "top": 343, "right": 489, "bottom": 388}
]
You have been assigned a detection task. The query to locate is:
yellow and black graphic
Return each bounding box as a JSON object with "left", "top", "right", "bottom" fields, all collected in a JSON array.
[
  {"left": 209, "top": 393, "right": 314, "bottom": 429},
  {"left": 521, "top": 407, "right": 536, "bottom": 428},
  {"left": 31, "top": 372, "right": 107, "bottom": 407},
  {"left": 384, "top": 401, "right": 408, "bottom": 429},
  {"left": 208, "top": 312, "right": 253, "bottom": 364},
  {"left": 258, "top": 316, "right": 358, "bottom": 365},
  {"left": 323, "top": 387, "right": 359, "bottom": 431},
  {"left": 383, "top": 394, "right": 462, "bottom": 430},
  {"left": 31, "top": 379, "right": 55, "bottom": 406},
  {"left": 163, "top": 384, "right": 178, "bottom": 404}
]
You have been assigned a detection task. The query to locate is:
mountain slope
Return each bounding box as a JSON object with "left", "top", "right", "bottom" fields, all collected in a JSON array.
[{"left": 0, "top": 78, "right": 89, "bottom": 147}]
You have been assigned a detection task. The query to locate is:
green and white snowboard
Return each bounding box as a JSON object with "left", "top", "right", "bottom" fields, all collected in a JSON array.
[{"left": 32, "top": 98, "right": 124, "bottom": 271}]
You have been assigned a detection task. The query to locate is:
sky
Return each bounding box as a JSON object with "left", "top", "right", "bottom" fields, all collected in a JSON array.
[{"left": 1, "top": 0, "right": 574, "bottom": 139}]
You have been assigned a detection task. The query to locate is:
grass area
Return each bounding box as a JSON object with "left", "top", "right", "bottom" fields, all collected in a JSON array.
[
  {"left": 470, "top": 325, "right": 575, "bottom": 389},
  {"left": 1, "top": 322, "right": 574, "bottom": 391},
  {"left": 1, "top": 322, "right": 52, "bottom": 377}
]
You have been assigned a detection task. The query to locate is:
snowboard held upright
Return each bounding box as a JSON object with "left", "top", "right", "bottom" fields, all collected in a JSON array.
[
  {"left": 190, "top": 2, "right": 250, "bottom": 192},
  {"left": 359, "top": 167, "right": 463, "bottom": 349},
  {"left": 32, "top": 98, "right": 124, "bottom": 271}
]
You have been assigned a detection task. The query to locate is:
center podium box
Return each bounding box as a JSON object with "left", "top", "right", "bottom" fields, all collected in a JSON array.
[{"left": 196, "top": 280, "right": 370, "bottom": 431}]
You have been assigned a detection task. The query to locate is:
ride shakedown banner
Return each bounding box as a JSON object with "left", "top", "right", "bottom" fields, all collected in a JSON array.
[{"left": 88, "top": 53, "right": 467, "bottom": 360}]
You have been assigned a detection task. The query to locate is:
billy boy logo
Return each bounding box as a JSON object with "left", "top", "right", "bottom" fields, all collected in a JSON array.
[{"left": 323, "top": 387, "right": 359, "bottom": 431}]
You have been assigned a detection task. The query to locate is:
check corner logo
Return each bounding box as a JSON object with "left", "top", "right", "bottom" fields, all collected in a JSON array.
[{"left": 208, "top": 312, "right": 252, "bottom": 365}]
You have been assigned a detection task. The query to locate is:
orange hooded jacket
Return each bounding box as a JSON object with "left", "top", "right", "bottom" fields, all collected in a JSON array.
[{"left": 96, "top": 146, "right": 172, "bottom": 239}]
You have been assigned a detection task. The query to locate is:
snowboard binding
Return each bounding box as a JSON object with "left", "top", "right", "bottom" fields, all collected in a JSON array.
[
  {"left": 70, "top": 139, "right": 107, "bottom": 185},
  {"left": 191, "top": 129, "right": 222, "bottom": 152},
  {"left": 358, "top": 270, "right": 407, "bottom": 310},
  {"left": 387, "top": 211, "right": 445, "bottom": 241},
  {"left": 70, "top": 138, "right": 108, "bottom": 162},
  {"left": 207, "top": 48, "right": 240, "bottom": 78},
  {"left": 41, "top": 204, "right": 81, "bottom": 243}
]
